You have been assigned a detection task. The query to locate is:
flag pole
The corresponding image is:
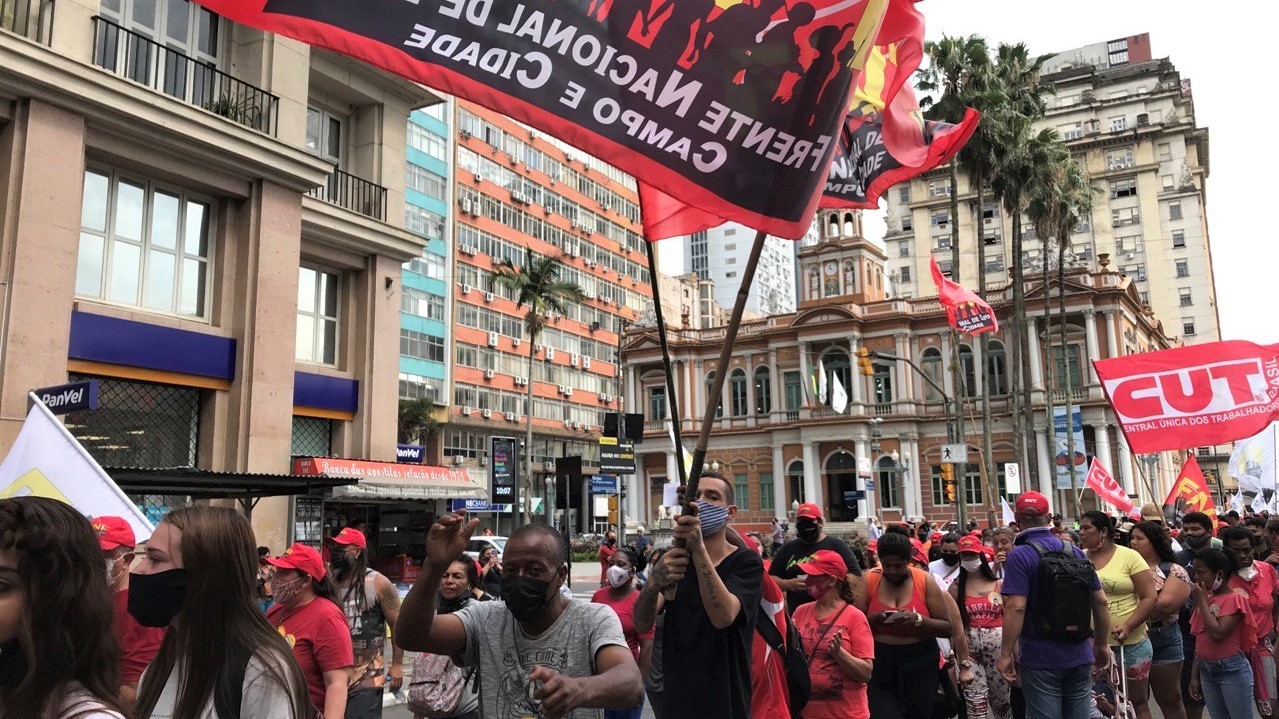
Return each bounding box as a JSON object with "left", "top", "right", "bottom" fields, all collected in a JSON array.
[{"left": 643, "top": 240, "right": 688, "bottom": 486}]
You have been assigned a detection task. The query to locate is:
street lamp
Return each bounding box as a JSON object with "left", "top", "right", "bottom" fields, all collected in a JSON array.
[
  {"left": 710, "top": 460, "right": 721, "bottom": 473},
  {"left": 544, "top": 475, "right": 555, "bottom": 528}
]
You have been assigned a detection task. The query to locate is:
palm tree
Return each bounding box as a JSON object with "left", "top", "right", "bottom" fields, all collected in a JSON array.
[
  {"left": 398, "top": 397, "right": 441, "bottom": 450},
  {"left": 492, "top": 247, "right": 586, "bottom": 525}
]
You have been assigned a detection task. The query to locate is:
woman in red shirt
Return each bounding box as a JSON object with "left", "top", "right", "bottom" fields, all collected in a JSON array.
[
  {"left": 266, "top": 543, "right": 354, "bottom": 718},
  {"left": 948, "top": 535, "right": 1010, "bottom": 719},
  {"left": 1189, "top": 548, "right": 1255, "bottom": 719},
  {"left": 793, "top": 550, "right": 874, "bottom": 719},
  {"left": 591, "top": 545, "right": 653, "bottom": 719},
  {"left": 1222, "top": 526, "right": 1279, "bottom": 719}
]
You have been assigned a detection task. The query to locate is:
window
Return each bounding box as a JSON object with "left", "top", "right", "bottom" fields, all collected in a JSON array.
[
  {"left": 407, "top": 122, "right": 447, "bottom": 160},
  {"left": 297, "top": 266, "right": 340, "bottom": 364},
  {"left": 724, "top": 243, "right": 737, "bottom": 251},
  {"left": 729, "top": 369, "right": 748, "bottom": 417},
  {"left": 878, "top": 456, "right": 900, "bottom": 508},
  {"left": 964, "top": 467, "right": 983, "bottom": 506},
  {"left": 1060, "top": 122, "right": 1084, "bottom": 141},
  {"left": 1172, "top": 231, "right": 1186, "bottom": 248},
  {"left": 898, "top": 241, "right": 910, "bottom": 257},
  {"left": 1109, "top": 178, "right": 1137, "bottom": 198},
  {"left": 405, "top": 205, "right": 446, "bottom": 239},
  {"left": 873, "top": 364, "right": 893, "bottom": 405},
  {"left": 1105, "top": 147, "right": 1135, "bottom": 170},
  {"left": 921, "top": 348, "right": 944, "bottom": 402},
  {"left": 734, "top": 473, "right": 750, "bottom": 510},
  {"left": 821, "top": 350, "right": 852, "bottom": 409},
  {"left": 931, "top": 465, "right": 950, "bottom": 507},
  {"left": 292, "top": 415, "right": 332, "bottom": 456},
  {"left": 400, "top": 329, "right": 444, "bottom": 363},
  {"left": 421, "top": 102, "right": 447, "bottom": 121},
  {"left": 783, "top": 371, "right": 803, "bottom": 411},
  {"left": 901, "top": 215, "right": 913, "bottom": 231},
  {"left": 1169, "top": 201, "right": 1183, "bottom": 220},
  {"left": 1175, "top": 260, "right": 1189, "bottom": 278},
  {"left": 1109, "top": 116, "right": 1128, "bottom": 133},
  {"left": 931, "top": 210, "right": 950, "bottom": 227},
  {"left": 1115, "top": 235, "right": 1142, "bottom": 255},
  {"left": 1107, "top": 38, "right": 1129, "bottom": 65},
  {"left": 928, "top": 179, "right": 951, "bottom": 198},
  {"left": 401, "top": 286, "right": 445, "bottom": 320},
  {"left": 1120, "top": 264, "right": 1147, "bottom": 282},
  {"left": 1157, "top": 142, "right": 1172, "bottom": 161},
  {"left": 97, "top": 0, "right": 221, "bottom": 95},
  {"left": 898, "top": 186, "right": 911, "bottom": 203},
  {"left": 306, "top": 107, "right": 345, "bottom": 163},
  {"left": 958, "top": 345, "right": 976, "bottom": 397},
  {"left": 986, "top": 341, "right": 1008, "bottom": 396},
  {"left": 1111, "top": 208, "right": 1140, "bottom": 227},
  {"left": 1052, "top": 344, "right": 1083, "bottom": 387},
  {"left": 1180, "top": 289, "right": 1193, "bottom": 307},
  {"left": 754, "top": 366, "right": 771, "bottom": 415},
  {"left": 705, "top": 372, "right": 722, "bottom": 418},
  {"left": 724, "top": 228, "right": 737, "bottom": 236},
  {"left": 77, "top": 168, "right": 212, "bottom": 318},
  {"left": 759, "top": 472, "right": 775, "bottom": 511},
  {"left": 649, "top": 386, "right": 667, "bottom": 421},
  {"left": 1161, "top": 174, "right": 1175, "bottom": 191},
  {"left": 408, "top": 251, "right": 446, "bottom": 280},
  {"left": 406, "top": 163, "right": 447, "bottom": 201},
  {"left": 899, "top": 266, "right": 912, "bottom": 283},
  {"left": 1183, "top": 320, "right": 1196, "bottom": 336}
]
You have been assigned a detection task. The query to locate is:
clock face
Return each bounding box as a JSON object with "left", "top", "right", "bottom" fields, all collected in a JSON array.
[{"left": 824, "top": 261, "right": 837, "bottom": 276}]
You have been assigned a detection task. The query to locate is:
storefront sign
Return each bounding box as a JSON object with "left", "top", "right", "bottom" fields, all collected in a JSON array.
[
  {"left": 598, "top": 437, "right": 635, "bottom": 475},
  {"left": 589, "top": 475, "right": 618, "bottom": 494},
  {"left": 32, "top": 380, "right": 99, "bottom": 414},
  {"left": 450, "top": 498, "right": 510, "bottom": 513},
  {"left": 396, "top": 444, "right": 424, "bottom": 463},
  {"left": 490, "top": 436, "right": 518, "bottom": 504},
  {"left": 292, "top": 457, "right": 487, "bottom": 499}
]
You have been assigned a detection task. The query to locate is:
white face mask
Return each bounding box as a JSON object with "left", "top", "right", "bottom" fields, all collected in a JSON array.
[
  {"left": 1211, "top": 574, "right": 1225, "bottom": 592},
  {"left": 960, "top": 558, "right": 983, "bottom": 574},
  {"left": 1239, "top": 565, "right": 1258, "bottom": 582},
  {"left": 606, "top": 565, "right": 631, "bottom": 589}
]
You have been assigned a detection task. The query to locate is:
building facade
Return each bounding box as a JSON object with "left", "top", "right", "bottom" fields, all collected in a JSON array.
[
  {"left": 622, "top": 213, "right": 1180, "bottom": 532},
  {"left": 883, "top": 33, "right": 1218, "bottom": 345},
  {"left": 684, "top": 223, "right": 803, "bottom": 317},
  {"left": 0, "top": 0, "right": 444, "bottom": 551},
  {"left": 446, "top": 101, "right": 653, "bottom": 533}
]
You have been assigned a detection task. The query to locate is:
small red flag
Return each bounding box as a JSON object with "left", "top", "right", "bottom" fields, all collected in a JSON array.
[
  {"left": 1162, "top": 455, "right": 1219, "bottom": 529},
  {"left": 1084, "top": 459, "right": 1133, "bottom": 515},
  {"left": 929, "top": 256, "right": 998, "bottom": 335}
]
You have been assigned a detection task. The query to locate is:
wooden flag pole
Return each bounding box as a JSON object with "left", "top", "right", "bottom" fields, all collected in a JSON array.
[{"left": 644, "top": 240, "right": 688, "bottom": 486}]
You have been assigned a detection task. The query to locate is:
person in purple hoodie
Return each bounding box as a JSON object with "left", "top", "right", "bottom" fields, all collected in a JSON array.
[{"left": 997, "top": 492, "right": 1114, "bottom": 719}]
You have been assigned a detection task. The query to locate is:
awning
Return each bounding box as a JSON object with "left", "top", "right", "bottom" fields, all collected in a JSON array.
[
  {"left": 107, "top": 466, "right": 355, "bottom": 500},
  {"left": 292, "top": 457, "right": 489, "bottom": 500}
]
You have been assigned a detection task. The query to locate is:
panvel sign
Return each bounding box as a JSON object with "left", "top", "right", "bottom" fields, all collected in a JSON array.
[
  {"left": 191, "top": 0, "right": 920, "bottom": 239},
  {"left": 1095, "top": 341, "right": 1279, "bottom": 454}
]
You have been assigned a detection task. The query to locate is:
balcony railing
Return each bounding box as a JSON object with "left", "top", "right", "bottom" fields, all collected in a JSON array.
[
  {"left": 1052, "top": 387, "right": 1088, "bottom": 403},
  {"left": 91, "top": 17, "right": 278, "bottom": 136},
  {"left": 1, "top": 0, "right": 53, "bottom": 42},
  {"left": 310, "top": 168, "right": 388, "bottom": 221}
]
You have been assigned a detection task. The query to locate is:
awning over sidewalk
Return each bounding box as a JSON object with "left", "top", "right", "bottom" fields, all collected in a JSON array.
[
  {"left": 108, "top": 466, "right": 355, "bottom": 500},
  {"left": 292, "top": 457, "right": 489, "bottom": 501}
]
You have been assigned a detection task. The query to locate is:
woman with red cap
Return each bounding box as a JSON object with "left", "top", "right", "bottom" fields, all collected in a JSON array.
[
  {"left": 949, "top": 535, "right": 1011, "bottom": 719},
  {"left": 792, "top": 550, "right": 874, "bottom": 719},
  {"left": 266, "top": 543, "right": 354, "bottom": 718}
]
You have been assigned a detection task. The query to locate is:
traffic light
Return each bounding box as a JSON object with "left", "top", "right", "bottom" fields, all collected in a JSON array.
[
  {"left": 856, "top": 347, "right": 874, "bottom": 376},
  {"left": 940, "top": 463, "right": 956, "bottom": 502}
]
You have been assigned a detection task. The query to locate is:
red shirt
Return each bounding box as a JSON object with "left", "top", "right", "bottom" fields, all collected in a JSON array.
[
  {"left": 267, "top": 598, "right": 354, "bottom": 709},
  {"left": 793, "top": 601, "right": 874, "bottom": 719},
  {"left": 1229, "top": 561, "right": 1278, "bottom": 640},
  {"left": 751, "top": 573, "right": 791, "bottom": 719},
  {"left": 964, "top": 590, "right": 1004, "bottom": 630},
  {"left": 598, "top": 543, "right": 616, "bottom": 583},
  {"left": 112, "top": 588, "right": 165, "bottom": 685},
  {"left": 591, "top": 587, "right": 654, "bottom": 660},
  {"left": 1191, "top": 589, "right": 1251, "bottom": 661}
]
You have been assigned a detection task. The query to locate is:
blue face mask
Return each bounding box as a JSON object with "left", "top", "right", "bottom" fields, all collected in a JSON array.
[{"left": 695, "top": 500, "right": 730, "bottom": 536}]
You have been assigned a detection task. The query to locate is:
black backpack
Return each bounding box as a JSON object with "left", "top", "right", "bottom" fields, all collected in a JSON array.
[
  {"left": 1029, "top": 540, "right": 1096, "bottom": 643},
  {"left": 755, "top": 607, "right": 810, "bottom": 719}
]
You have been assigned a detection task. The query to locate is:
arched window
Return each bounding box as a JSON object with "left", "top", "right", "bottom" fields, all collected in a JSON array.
[
  {"left": 705, "top": 371, "right": 722, "bottom": 418},
  {"left": 843, "top": 212, "right": 856, "bottom": 236},
  {"left": 826, "top": 452, "right": 858, "bottom": 522},
  {"left": 873, "top": 363, "right": 893, "bottom": 406},
  {"left": 826, "top": 214, "right": 839, "bottom": 239},
  {"left": 787, "top": 460, "right": 805, "bottom": 505},
  {"left": 958, "top": 345, "right": 977, "bottom": 397},
  {"left": 820, "top": 349, "right": 852, "bottom": 408},
  {"left": 878, "top": 455, "right": 901, "bottom": 508},
  {"left": 921, "top": 347, "right": 944, "bottom": 402},
  {"left": 754, "top": 366, "right": 771, "bottom": 415},
  {"left": 729, "top": 368, "right": 748, "bottom": 417},
  {"left": 986, "top": 340, "right": 1008, "bottom": 396}
]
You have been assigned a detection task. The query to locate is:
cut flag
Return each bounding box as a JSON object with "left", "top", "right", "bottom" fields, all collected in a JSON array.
[
  {"left": 1162, "top": 455, "right": 1218, "bottom": 529},
  {"left": 1084, "top": 459, "right": 1133, "bottom": 515},
  {"left": 930, "top": 256, "right": 998, "bottom": 335}
]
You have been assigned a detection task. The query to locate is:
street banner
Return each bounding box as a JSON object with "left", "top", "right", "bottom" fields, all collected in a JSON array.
[
  {"left": 1229, "top": 422, "right": 1278, "bottom": 495},
  {"left": 1084, "top": 459, "right": 1133, "bottom": 515},
  {"left": 194, "top": 0, "right": 922, "bottom": 241},
  {"left": 930, "top": 255, "right": 998, "bottom": 335},
  {"left": 0, "top": 394, "right": 153, "bottom": 540},
  {"left": 1094, "top": 341, "right": 1279, "bottom": 454},
  {"left": 1162, "top": 455, "right": 1218, "bottom": 528},
  {"left": 1053, "top": 407, "right": 1087, "bottom": 490}
]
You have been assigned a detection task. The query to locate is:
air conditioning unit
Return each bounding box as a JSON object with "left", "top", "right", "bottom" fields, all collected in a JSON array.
[
  {"left": 582, "top": 356, "right": 591, "bottom": 369},
  {"left": 487, "top": 331, "right": 499, "bottom": 347},
  {"left": 474, "top": 173, "right": 484, "bottom": 183},
  {"left": 563, "top": 419, "right": 573, "bottom": 429},
  {"left": 481, "top": 408, "right": 492, "bottom": 418},
  {"left": 571, "top": 421, "right": 581, "bottom": 430},
  {"left": 535, "top": 343, "right": 545, "bottom": 354},
  {"left": 584, "top": 291, "right": 596, "bottom": 300},
  {"left": 504, "top": 411, "right": 516, "bottom": 421},
  {"left": 544, "top": 461, "right": 555, "bottom": 471},
  {"left": 460, "top": 129, "right": 472, "bottom": 139},
  {"left": 590, "top": 321, "right": 601, "bottom": 331},
  {"left": 462, "top": 405, "right": 472, "bottom": 415},
  {"left": 460, "top": 198, "right": 473, "bottom": 214},
  {"left": 570, "top": 353, "right": 580, "bottom": 367},
  {"left": 512, "top": 337, "right": 521, "bottom": 348},
  {"left": 599, "top": 392, "right": 610, "bottom": 403},
  {"left": 564, "top": 386, "right": 573, "bottom": 397},
  {"left": 484, "top": 369, "right": 495, "bottom": 380},
  {"left": 545, "top": 348, "right": 555, "bottom": 360},
  {"left": 452, "top": 454, "right": 465, "bottom": 465},
  {"left": 461, "top": 245, "right": 476, "bottom": 256},
  {"left": 484, "top": 291, "right": 494, "bottom": 303},
  {"left": 461, "top": 283, "right": 472, "bottom": 294},
  {"left": 514, "top": 376, "right": 528, "bottom": 386},
  {"left": 559, "top": 385, "right": 568, "bottom": 395}
]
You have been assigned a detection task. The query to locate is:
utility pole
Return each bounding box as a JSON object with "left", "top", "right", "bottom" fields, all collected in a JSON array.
[{"left": 615, "top": 319, "right": 628, "bottom": 545}]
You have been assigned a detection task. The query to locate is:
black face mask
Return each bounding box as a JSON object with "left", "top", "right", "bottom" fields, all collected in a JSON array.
[
  {"left": 330, "top": 551, "right": 352, "bottom": 573},
  {"left": 797, "top": 522, "right": 821, "bottom": 543},
  {"left": 941, "top": 552, "right": 960, "bottom": 567},
  {"left": 438, "top": 593, "right": 471, "bottom": 615},
  {"left": 1184, "top": 533, "right": 1210, "bottom": 550},
  {"left": 501, "top": 574, "right": 554, "bottom": 623},
  {"left": 128, "top": 568, "right": 189, "bottom": 628},
  {"left": 0, "top": 638, "right": 27, "bottom": 690}
]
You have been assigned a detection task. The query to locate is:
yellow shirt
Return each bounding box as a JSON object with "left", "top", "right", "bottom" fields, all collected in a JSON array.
[{"left": 1094, "top": 544, "right": 1151, "bottom": 645}]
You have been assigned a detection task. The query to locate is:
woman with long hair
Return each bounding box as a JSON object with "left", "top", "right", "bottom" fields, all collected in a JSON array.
[
  {"left": 265, "top": 543, "right": 354, "bottom": 719},
  {"left": 0, "top": 497, "right": 125, "bottom": 718},
  {"left": 409, "top": 554, "right": 490, "bottom": 719},
  {"left": 949, "top": 535, "right": 1011, "bottom": 719},
  {"left": 1080, "top": 510, "right": 1158, "bottom": 719},
  {"left": 591, "top": 545, "right": 654, "bottom": 719},
  {"left": 329, "top": 527, "right": 404, "bottom": 717},
  {"left": 1222, "top": 525, "right": 1279, "bottom": 719},
  {"left": 794, "top": 549, "right": 874, "bottom": 719},
  {"left": 131, "top": 505, "right": 311, "bottom": 718},
  {"left": 478, "top": 546, "right": 503, "bottom": 599},
  {"left": 1188, "top": 548, "right": 1254, "bottom": 719},
  {"left": 1130, "top": 520, "right": 1191, "bottom": 719}
]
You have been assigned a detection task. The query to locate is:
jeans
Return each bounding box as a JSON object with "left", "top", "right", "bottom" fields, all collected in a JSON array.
[
  {"left": 605, "top": 707, "right": 644, "bottom": 719},
  {"left": 1020, "top": 664, "right": 1092, "bottom": 719},
  {"left": 1198, "top": 652, "right": 1254, "bottom": 719},
  {"left": 344, "top": 688, "right": 383, "bottom": 719}
]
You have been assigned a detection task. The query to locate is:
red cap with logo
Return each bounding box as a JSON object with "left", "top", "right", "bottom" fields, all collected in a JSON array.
[
  {"left": 797, "top": 503, "right": 823, "bottom": 521},
  {"left": 265, "top": 543, "right": 326, "bottom": 582},
  {"left": 91, "top": 516, "right": 136, "bottom": 551},
  {"left": 1015, "top": 491, "right": 1051, "bottom": 516},
  {"left": 797, "top": 549, "right": 847, "bottom": 579},
  {"left": 332, "top": 527, "right": 367, "bottom": 549}
]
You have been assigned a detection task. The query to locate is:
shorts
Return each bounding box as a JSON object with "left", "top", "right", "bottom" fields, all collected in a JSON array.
[
  {"left": 1113, "top": 636, "right": 1153, "bottom": 682},
  {"left": 1147, "top": 623, "right": 1185, "bottom": 665}
]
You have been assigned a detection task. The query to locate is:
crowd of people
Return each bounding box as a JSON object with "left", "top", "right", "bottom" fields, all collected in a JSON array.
[{"left": 5, "top": 483, "right": 1279, "bottom": 719}]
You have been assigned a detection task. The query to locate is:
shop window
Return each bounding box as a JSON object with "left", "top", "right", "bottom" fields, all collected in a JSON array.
[
  {"left": 291, "top": 416, "right": 332, "bottom": 457},
  {"left": 65, "top": 375, "right": 200, "bottom": 469}
]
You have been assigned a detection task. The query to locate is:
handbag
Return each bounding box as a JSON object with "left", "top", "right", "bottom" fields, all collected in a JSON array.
[{"left": 407, "top": 652, "right": 476, "bottom": 718}]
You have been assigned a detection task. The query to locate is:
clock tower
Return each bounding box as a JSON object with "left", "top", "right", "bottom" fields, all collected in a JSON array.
[{"left": 797, "top": 210, "right": 889, "bottom": 307}]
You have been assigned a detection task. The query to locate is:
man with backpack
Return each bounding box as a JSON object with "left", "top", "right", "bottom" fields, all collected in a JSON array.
[{"left": 998, "top": 492, "right": 1114, "bottom": 719}]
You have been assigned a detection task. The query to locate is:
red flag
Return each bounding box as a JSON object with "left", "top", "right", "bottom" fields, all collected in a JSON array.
[
  {"left": 1084, "top": 459, "right": 1133, "bottom": 514},
  {"left": 1094, "top": 341, "right": 1279, "bottom": 454},
  {"left": 930, "top": 256, "right": 997, "bottom": 335},
  {"left": 1162, "top": 455, "right": 1219, "bottom": 529}
]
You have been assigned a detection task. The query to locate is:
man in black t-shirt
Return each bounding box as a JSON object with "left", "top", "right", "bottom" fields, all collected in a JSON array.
[
  {"left": 634, "top": 473, "right": 763, "bottom": 719},
  {"left": 769, "top": 502, "right": 861, "bottom": 613}
]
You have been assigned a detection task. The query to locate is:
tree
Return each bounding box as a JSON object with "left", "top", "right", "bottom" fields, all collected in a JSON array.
[
  {"left": 397, "top": 397, "right": 440, "bottom": 445},
  {"left": 492, "top": 247, "right": 586, "bottom": 525}
]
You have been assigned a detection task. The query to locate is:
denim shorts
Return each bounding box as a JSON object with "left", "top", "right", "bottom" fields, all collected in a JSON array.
[
  {"left": 1147, "top": 623, "right": 1185, "bottom": 665},
  {"left": 1113, "top": 636, "right": 1153, "bottom": 682}
]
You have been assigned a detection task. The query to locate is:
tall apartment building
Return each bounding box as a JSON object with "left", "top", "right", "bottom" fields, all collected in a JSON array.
[
  {"left": 883, "top": 33, "right": 1218, "bottom": 344},
  {"left": 0, "top": 0, "right": 454, "bottom": 552},
  {"left": 447, "top": 101, "right": 653, "bottom": 532},
  {"left": 685, "top": 223, "right": 803, "bottom": 317}
]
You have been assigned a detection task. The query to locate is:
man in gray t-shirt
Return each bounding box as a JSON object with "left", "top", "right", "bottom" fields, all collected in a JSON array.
[{"left": 397, "top": 517, "right": 643, "bottom": 719}]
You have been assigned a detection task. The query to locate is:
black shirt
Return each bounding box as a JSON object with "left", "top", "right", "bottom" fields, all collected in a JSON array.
[
  {"left": 663, "top": 546, "right": 763, "bottom": 719},
  {"left": 769, "top": 536, "right": 862, "bottom": 614}
]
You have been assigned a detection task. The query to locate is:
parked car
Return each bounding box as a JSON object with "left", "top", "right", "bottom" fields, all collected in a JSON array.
[{"left": 464, "top": 536, "right": 507, "bottom": 561}]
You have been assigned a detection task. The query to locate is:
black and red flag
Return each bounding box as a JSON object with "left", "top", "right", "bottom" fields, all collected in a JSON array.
[
  {"left": 192, "top": 0, "right": 920, "bottom": 240},
  {"left": 930, "top": 255, "right": 997, "bottom": 335}
]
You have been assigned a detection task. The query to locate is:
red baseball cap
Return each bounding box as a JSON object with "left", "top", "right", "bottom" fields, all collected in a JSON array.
[
  {"left": 909, "top": 538, "right": 929, "bottom": 565},
  {"left": 797, "top": 503, "right": 823, "bottom": 521},
  {"left": 1015, "top": 491, "right": 1050, "bottom": 516},
  {"left": 332, "top": 527, "right": 367, "bottom": 549},
  {"left": 91, "top": 516, "right": 135, "bottom": 551},
  {"left": 958, "top": 535, "right": 993, "bottom": 558},
  {"left": 798, "top": 549, "right": 847, "bottom": 579},
  {"left": 266, "top": 543, "right": 326, "bottom": 582}
]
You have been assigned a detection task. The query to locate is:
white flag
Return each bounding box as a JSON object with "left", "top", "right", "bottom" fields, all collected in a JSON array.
[
  {"left": 0, "top": 395, "right": 152, "bottom": 540},
  {"left": 831, "top": 373, "right": 849, "bottom": 414},
  {"left": 817, "top": 357, "right": 828, "bottom": 404},
  {"left": 1230, "top": 491, "right": 1245, "bottom": 514},
  {"left": 1252, "top": 491, "right": 1268, "bottom": 515},
  {"left": 666, "top": 419, "right": 693, "bottom": 478},
  {"left": 1230, "top": 422, "right": 1278, "bottom": 495},
  {"left": 1001, "top": 496, "right": 1016, "bottom": 526}
]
